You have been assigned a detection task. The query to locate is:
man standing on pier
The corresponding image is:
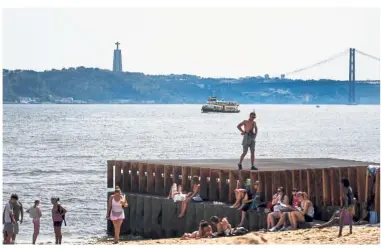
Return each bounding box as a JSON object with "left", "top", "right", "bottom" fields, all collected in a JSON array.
[{"left": 237, "top": 111, "right": 258, "bottom": 170}]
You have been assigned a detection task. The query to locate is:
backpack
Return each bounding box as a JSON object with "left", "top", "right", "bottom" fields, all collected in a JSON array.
[{"left": 57, "top": 205, "right": 67, "bottom": 226}]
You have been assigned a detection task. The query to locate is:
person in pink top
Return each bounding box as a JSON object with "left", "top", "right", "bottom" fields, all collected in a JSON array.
[
  {"left": 26, "top": 200, "right": 42, "bottom": 244},
  {"left": 107, "top": 186, "right": 128, "bottom": 244}
]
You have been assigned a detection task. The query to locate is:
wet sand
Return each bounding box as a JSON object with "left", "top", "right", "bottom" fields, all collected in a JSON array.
[{"left": 99, "top": 225, "right": 380, "bottom": 245}]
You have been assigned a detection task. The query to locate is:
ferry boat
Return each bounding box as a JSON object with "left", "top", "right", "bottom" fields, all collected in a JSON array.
[{"left": 201, "top": 97, "right": 240, "bottom": 113}]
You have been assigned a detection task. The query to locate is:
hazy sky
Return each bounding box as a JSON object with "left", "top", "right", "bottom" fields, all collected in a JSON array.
[{"left": 3, "top": 8, "right": 380, "bottom": 80}]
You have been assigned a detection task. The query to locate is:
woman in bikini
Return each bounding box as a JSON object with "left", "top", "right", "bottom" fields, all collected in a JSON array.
[
  {"left": 26, "top": 200, "right": 42, "bottom": 244},
  {"left": 178, "top": 176, "right": 202, "bottom": 218},
  {"left": 107, "top": 186, "right": 128, "bottom": 244},
  {"left": 51, "top": 197, "right": 67, "bottom": 245}
]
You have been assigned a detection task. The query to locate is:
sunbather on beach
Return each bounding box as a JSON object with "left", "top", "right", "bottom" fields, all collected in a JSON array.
[
  {"left": 210, "top": 216, "right": 232, "bottom": 236},
  {"left": 180, "top": 220, "right": 212, "bottom": 239}
]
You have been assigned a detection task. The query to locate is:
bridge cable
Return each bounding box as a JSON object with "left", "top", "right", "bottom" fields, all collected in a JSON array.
[
  {"left": 355, "top": 49, "right": 380, "bottom": 62},
  {"left": 284, "top": 49, "right": 348, "bottom": 76}
]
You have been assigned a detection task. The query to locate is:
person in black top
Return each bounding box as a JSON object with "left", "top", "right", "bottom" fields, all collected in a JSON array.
[
  {"left": 237, "top": 179, "right": 253, "bottom": 227},
  {"left": 338, "top": 178, "right": 354, "bottom": 237}
]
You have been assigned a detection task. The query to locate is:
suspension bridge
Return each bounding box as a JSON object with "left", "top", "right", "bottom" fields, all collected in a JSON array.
[{"left": 242, "top": 48, "right": 380, "bottom": 104}]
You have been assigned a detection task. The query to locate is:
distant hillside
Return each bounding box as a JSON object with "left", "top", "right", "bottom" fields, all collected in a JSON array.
[{"left": 2, "top": 68, "right": 380, "bottom": 104}]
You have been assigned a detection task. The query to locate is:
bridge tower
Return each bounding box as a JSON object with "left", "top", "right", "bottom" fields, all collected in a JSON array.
[{"left": 348, "top": 48, "right": 356, "bottom": 104}]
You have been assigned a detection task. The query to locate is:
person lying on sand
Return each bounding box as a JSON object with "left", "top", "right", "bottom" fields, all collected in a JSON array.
[
  {"left": 180, "top": 220, "right": 212, "bottom": 240},
  {"left": 210, "top": 216, "right": 232, "bottom": 236}
]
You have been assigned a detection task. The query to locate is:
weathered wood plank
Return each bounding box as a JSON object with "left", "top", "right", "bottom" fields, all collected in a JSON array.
[
  {"left": 339, "top": 167, "right": 349, "bottom": 206},
  {"left": 229, "top": 170, "right": 239, "bottom": 203},
  {"left": 272, "top": 171, "right": 281, "bottom": 194},
  {"left": 306, "top": 169, "right": 315, "bottom": 203},
  {"left": 347, "top": 167, "right": 358, "bottom": 199},
  {"left": 146, "top": 164, "right": 155, "bottom": 194},
  {"left": 130, "top": 162, "right": 139, "bottom": 193},
  {"left": 182, "top": 166, "right": 192, "bottom": 192},
  {"left": 173, "top": 166, "right": 182, "bottom": 186},
  {"left": 143, "top": 196, "right": 152, "bottom": 238},
  {"left": 300, "top": 169, "right": 308, "bottom": 193},
  {"left": 122, "top": 161, "right": 131, "bottom": 193},
  {"left": 356, "top": 166, "right": 367, "bottom": 203},
  {"left": 249, "top": 171, "right": 258, "bottom": 193},
  {"left": 314, "top": 169, "right": 323, "bottom": 207},
  {"left": 292, "top": 170, "right": 301, "bottom": 192},
  {"left": 200, "top": 168, "right": 210, "bottom": 200},
  {"left": 284, "top": 170, "right": 293, "bottom": 200},
  {"left": 375, "top": 171, "right": 380, "bottom": 213},
  {"left": 330, "top": 168, "right": 340, "bottom": 206},
  {"left": 138, "top": 163, "right": 147, "bottom": 194},
  {"left": 322, "top": 168, "right": 331, "bottom": 206},
  {"left": 115, "top": 161, "right": 123, "bottom": 189},
  {"left": 257, "top": 172, "right": 267, "bottom": 201},
  {"left": 155, "top": 164, "right": 165, "bottom": 195},
  {"left": 264, "top": 171, "right": 273, "bottom": 201},
  {"left": 209, "top": 169, "right": 219, "bottom": 201},
  {"left": 107, "top": 160, "right": 114, "bottom": 189},
  {"left": 218, "top": 170, "right": 229, "bottom": 202},
  {"left": 164, "top": 165, "right": 173, "bottom": 196}
]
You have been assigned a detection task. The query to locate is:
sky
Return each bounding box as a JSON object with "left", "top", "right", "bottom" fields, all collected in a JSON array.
[{"left": 2, "top": 8, "right": 380, "bottom": 80}]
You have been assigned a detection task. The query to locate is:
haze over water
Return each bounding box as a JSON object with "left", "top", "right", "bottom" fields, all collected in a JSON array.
[{"left": 2, "top": 104, "right": 380, "bottom": 244}]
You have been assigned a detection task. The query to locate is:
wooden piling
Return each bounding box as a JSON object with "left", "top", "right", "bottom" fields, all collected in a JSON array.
[
  {"left": 218, "top": 170, "right": 229, "bottom": 203},
  {"left": 229, "top": 170, "right": 238, "bottom": 203},
  {"left": 122, "top": 161, "right": 131, "bottom": 193},
  {"left": 138, "top": 163, "right": 147, "bottom": 194},
  {"left": 200, "top": 168, "right": 210, "bottom": 200},
  {"left": 300, "top": 169, "right": 308, "bottom": 192},
  {"left": 107, "top": 160, "right": 114, "bottom": 189},
  {"left": 347, "top": 167, "right": 358, "bottom": 198},
  {"left": 264, "top": 171, "right": 272, "bottom": 201},
  {"left": 249, "top": 171, "right": 257, "bottom": 193},
  {"left": 181, "top": 166, "right": 191, "bottom": 192},
  {"left": 155, "top": 164, "right": 165, "bottom": 195},
  {"left": 375, "top": 170, "right": 380, "bottom": 214},
  {"left": 356, "top": 166, "right": 367, "bottom": 203},
  {"left": 164, "top": 165, "right": 173, "bottom": 196},
  {"left": 330, "top": 168, "right": 340, "bottom": 206},
  {"left": 322, "top": 168, "right": 331, "bottom": 206},
  {"left": 284, "top": 170, "right": 293, "bottom": 200},
  {"left": 130, "top": 162, "right": 139, "bottom": 193},
  {"left": 292, "top": 170, "right": 301, "bottom": 192},
  {"left": 173, "top": 166, "right": 182, "bottom": 186},
  {"left": 209, "top": 169, "right": 218, "bottom": 201},
  {"left": 115, "top": 161, "right": 123, "bottom": 189},
  {"left": 146, "top": 164, "right": 155, "bottom": 194},
  {"left": 314, "top": 169, "right": 323, "bottom": 207}
]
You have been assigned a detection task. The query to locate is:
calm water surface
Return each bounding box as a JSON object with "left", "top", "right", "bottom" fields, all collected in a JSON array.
[{"left": 2, "top": 104, "right": 380, "bottom": 244}]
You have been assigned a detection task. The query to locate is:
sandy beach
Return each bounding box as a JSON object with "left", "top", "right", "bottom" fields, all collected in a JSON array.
[{"left": 98, "top": 225, "right": 380, "bottom": 245}]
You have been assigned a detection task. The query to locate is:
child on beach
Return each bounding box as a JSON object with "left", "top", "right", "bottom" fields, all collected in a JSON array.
[
  {"left": 26, "top": 200, "right": 42, "bottom": 244},
  {"left": 51, "top": 197, "right": 67, "bottom": 245},
  {"left": 338, "top": 178, "right": 354, "bottom": 237}
]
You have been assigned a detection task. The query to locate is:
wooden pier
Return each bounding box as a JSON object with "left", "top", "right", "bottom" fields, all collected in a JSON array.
[{"left": 106, "top": 158, "right": 380, "bottom": 238}]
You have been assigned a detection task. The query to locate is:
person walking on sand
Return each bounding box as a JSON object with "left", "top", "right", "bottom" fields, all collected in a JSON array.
[
  {"left": 51, "top": 197, "right": 67, "bottom": 245},
  {"left": 8, "top": 194, "right": 23, "bottom": 244},
  {"left": 237, "top": 111, "right": 258, "bottom": 170},
  {"left": 338, "top": 178, "right": 354, "bottom": 237},
  {"left": 26, "top": 200, "right": 42, "bottom": 245},
  {"left": 107, "top": 186, "right": 128, "bottom": 244}
]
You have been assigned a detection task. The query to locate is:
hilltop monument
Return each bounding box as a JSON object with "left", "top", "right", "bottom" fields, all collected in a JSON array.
[{"left": 113, "top": 42, "right": 123, "bottom": 72}]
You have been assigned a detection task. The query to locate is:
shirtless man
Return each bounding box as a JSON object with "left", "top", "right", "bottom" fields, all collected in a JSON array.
[
  {"left": 10, "top": 194, "right": 23, "bottom": 243},
  {"left": 210, "top": 216, "right": 232, "bottom": 236},
  {"left": 237, "top": 112, "right": 258, "bottom": 170}
]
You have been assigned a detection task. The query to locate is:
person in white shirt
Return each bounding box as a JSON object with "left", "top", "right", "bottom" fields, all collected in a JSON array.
[
  {"left": 26, "top": 200, "right": 42, "bottom": 244},
  {"left": 3, "top": 194, "right": 17, "bottom": 244}
]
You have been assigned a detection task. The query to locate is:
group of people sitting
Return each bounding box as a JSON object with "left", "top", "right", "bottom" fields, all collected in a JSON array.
[{"left": 167, "top": 175, "right": 356, "bottom": 238}]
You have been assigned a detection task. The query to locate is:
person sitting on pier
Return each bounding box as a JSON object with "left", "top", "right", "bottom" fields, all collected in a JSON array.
[
  {"left": 168, "top": 183, "right": 186, "bottom": 202},
  {"left": 338, "top": 178, "right": 355, "bottom": 237},
  {"left": 288, "top": 192, "right": 314, "bottom": 230},
  {"left": 210, "top": 216, "right": 232, "bottom": 236},
  {"left": 231, "top": 179, "right": 251, "bottom": 208},
  {"left": 107, "top": 186, "right": 128, "bottom": 244},
  {"left": 237, "top": 179, "right": 254, "bottom": 227},
  {"left": 178, "top": 176, "right": 202, "bottom": 218},
  {"left": 266, "top": 187, "right": 289, "bottom": 231},
  {"left": 180, "top": 220, "right": 212, "bottom": 239},
  {"left": 268, "top": 189, "right": 301, "bottom": 232}
]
